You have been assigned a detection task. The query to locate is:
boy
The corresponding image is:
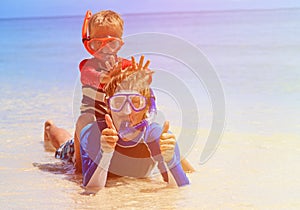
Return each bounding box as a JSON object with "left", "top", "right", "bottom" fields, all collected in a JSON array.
[
  {"left": 73, "top": 10, "right": 131, "bottom": 172},
  {"left": 46, "top": 10, "right": 194, "bottom": 174},
  {"left": 45, "top": 57, "right": 190, "bottom": 190},
  {"left": 81, "top": 57, "right": 190, "bottom": 190}
]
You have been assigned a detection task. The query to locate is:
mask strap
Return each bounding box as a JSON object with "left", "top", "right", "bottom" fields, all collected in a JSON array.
[{"left": 149, "top": 89, "right": 157, "bottom": 114}]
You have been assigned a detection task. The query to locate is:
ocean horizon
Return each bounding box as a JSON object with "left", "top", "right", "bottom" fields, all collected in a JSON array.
[
  {"left": 1, "top": 7, "right": 300, "bottom": 20},
  {"left": 0, "top": 8, "right": 299, "bottom": 209}
]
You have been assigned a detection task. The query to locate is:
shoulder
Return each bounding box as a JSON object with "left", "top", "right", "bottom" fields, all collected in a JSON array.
[
  {"left": 79, "top": 58, "right": 98, "bottom": 71},
  {"left": 80, "top": 120, "right": 107, "bottom": 153},
  {"left": 144, "top": 122, "right": 163, "bottom": 143},
  {"left": 80, "top": 120, "right": 107, "bottom": 143}
]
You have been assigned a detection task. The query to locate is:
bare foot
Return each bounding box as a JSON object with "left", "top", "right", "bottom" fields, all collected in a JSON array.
[
  {"left": 44, "top": 120, "right": 53, "bottom": 140},
  {"left": 43, "top": 120, "right": 73, "bottom": 151},
  {"left": 43, "top": 120, "right": 57, "bottom": 152},
  {"left": 181, "top": 158, "right": 195, "bottom": 173}
]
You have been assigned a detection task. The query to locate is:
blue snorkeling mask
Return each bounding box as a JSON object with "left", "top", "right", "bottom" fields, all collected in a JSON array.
[{"left": 117, "top": 89, "right": 157, "bottom": 138}]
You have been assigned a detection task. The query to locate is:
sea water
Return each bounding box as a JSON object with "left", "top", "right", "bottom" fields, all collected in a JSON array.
[{"left": 0, "top": 9, "right": 299, "bottom": 209}]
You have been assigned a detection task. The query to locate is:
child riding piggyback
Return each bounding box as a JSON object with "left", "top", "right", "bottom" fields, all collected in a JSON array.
[
  {"left": 74, "top": 10, "right": 132, "bottom": 172},
  {"left": 53, "top": 10, "right": 193, "bottom": 174},
  {"left": 80, "top": 10, "right": 130, "bottom": 119}
]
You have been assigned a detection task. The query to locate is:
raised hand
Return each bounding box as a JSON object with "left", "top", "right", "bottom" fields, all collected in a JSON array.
[
  {"left": 108, "top": 55, "right": 151, "bottom": 78},
  {"left": 105, "top": 55, "right": 119, "bottom": 71},
  {"left": 99, "top": 56, "right": 119, "bottom": 84},
  {"left": 159, "top": 121, "right": 176, "bottom": 163},
  {"left": 131, "top": 55, "right": 150, "bottom": 71},
  {"left": 101, "top": 114, "right": 118, "bottom": 153}
]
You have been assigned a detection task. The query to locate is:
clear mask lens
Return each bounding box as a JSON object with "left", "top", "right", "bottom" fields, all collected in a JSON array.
[
  {"left": 128, "top": 95, "right": 146, "bottom": 110},
  {"left": 88, "top": 39, "right": 122, "bottom": 54},
  {"left": 88, "top": 40, "right": 103, "bottom": 51},
  {"left": 110, "top": 95, "right": 127, "bottom": 111},
  {"left": 109, "top": 94, "right": 146, "bottom": 112}
]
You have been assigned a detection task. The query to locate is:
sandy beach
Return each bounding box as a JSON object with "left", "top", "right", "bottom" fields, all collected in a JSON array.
[{"left": 1, "top": 8, "right": 300, "bottom": 209}]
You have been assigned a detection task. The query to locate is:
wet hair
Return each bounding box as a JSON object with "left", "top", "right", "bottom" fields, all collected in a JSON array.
[
  {"left": 89, "top": 10, "right": 124, "bottom": 37},
  {"left": 105, "top": 62, "right": 153, "bottom": 107}
]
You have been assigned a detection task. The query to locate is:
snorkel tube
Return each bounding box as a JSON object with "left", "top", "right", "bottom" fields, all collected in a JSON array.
[
  {"left": 82, "top": 10, "right": 94, "bottom": 55},
  {"left": 118, "top": 89, "right": 157, "bottom": 138}
]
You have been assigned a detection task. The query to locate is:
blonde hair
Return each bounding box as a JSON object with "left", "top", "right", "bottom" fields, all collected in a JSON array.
[
  {"left": 105, "top": 63, "right": 153, "bottom": 107},
  {"left": 89, "top": 10, "right": 124, "bottom": 38}
]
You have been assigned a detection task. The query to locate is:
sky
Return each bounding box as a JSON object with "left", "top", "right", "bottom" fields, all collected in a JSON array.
[{"left": 0, "top": 0, "right": 300, "bottom": 19}]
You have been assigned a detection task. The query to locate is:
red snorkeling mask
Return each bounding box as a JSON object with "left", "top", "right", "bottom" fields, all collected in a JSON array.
[{"left": 82, "top": 10, "right": 124, "bottom": 56}]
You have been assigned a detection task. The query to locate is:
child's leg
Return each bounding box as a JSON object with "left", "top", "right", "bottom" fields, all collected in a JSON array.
[
  {"left": 44, "top": 120, "right": 72, "bottom": 150},
  {"left": 74, "top": 113, "right": 96, "bottom": 173}
]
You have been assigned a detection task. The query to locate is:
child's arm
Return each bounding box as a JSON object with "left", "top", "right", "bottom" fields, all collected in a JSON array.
[
  {"left": 160, "top": 122, "right": 190, "bottom": 187},
  {"left": 81, "top": 115, "right": 118, "bottom": 190},
  {"left": 81, "top": 147, "right": 112, "bottom": 189},
  {"left": 165, "top": 142, "right": 190, "bottom": 187},
  {"left": 79, "top": 59, "right": 110, "bottom": 89},
  {"left": 81, "top": 150, "right": 113, "bottom": 189}
]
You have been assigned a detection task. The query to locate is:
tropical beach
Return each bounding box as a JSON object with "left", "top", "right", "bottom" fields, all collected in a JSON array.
[{"left": 0, "top": 8, "right": 299, "bottom": 209}]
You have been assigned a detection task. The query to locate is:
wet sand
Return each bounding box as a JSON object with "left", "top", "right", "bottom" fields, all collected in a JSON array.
[{"left": 1, "top": 8, "right": 300, "bottom": 209}]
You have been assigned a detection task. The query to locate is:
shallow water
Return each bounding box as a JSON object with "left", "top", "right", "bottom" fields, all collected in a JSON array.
[{"left": 1, "top": 8, "right": 300, "bottom": 209}]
